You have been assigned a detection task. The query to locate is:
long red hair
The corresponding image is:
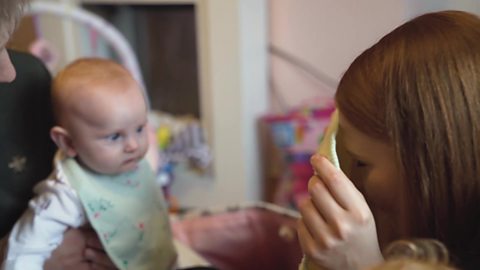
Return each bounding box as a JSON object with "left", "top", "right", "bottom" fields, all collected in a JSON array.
[{"left": 336, "top": 11, "right": 480, "bottom": 268}]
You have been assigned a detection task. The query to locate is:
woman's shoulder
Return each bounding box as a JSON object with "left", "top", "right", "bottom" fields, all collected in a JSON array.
[{"left": 7, "top": 49, "right": 51, "bottom": 86}]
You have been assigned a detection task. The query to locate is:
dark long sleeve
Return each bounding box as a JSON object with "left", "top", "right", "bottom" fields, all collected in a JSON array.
[{"left": 0, "top": 50, "right": 55, "bottom": 237}]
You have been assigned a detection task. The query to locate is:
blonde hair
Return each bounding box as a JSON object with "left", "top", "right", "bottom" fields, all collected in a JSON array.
[
  {"left": 370, "top": 259, "right": 456, "bottom": 270},
  {"left": 336, "top": 11, "right": 480, "bottom": 268},
  {"left": 0, "top": 0, "right": 30, "bottom": 35},
  {"left": 52, "top": 58, "right": 139, "bottom": 123},
  {"left": 372, "top": 239, "right": 454, "bottom": 270}
]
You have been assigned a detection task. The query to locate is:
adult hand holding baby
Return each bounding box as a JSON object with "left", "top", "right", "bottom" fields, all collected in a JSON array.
[
  {"left": 297, "top": 154, "right": 383, "bottom": 270},
  {"left": 44, "top": 228, "right": 118, "bottom": 270}
]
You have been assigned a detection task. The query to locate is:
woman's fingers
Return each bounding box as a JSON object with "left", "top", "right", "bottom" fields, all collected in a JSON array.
[
  {"left": 310, "top": 154, "right": 366, "bottom": 211},
  {"left": 297, "top": 154, "right": 383, "bottom": 270},
  {"left": 307, "top": 175, "right": 344, "bottom": 227},
  {"left": 297, "top": 218, "right": 315, "bottom": 253},
  {"left": 297, "top": 218, "right": 320, "bottom": 258},
  {"left": 298, "top": 198, "right": 337, "bottom": 249}
]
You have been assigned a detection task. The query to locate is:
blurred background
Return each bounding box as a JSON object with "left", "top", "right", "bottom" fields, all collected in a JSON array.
[{"left": 8, "top": 0, "right": 480, "bottom": 210}]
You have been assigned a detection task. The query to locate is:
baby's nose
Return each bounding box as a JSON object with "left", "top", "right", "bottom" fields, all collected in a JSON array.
[{"left": 124, "top": 137, "right": 139, "bottom": 152}]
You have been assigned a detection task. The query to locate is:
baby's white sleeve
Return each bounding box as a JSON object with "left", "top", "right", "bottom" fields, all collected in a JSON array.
[{"left": 2, "top": 179, "right": 85, "bottom": 270}]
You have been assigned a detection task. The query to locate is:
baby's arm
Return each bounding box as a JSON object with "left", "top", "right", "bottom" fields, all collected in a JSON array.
[{"left": 2, "top": 179, "right": 85, "bottom": 270}]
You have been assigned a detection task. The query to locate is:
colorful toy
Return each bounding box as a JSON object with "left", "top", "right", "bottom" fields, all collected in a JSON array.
[
  {"left": 148, "top": 111, "right": 212, "bottom": 210},
  {"left": 261, "top": 99, "right": 335, "bottom": 208}
]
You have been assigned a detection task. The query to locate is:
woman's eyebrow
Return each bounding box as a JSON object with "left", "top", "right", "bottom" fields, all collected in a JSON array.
[{"left": 345, "top": 148, "right": 368, "bottom": 161}]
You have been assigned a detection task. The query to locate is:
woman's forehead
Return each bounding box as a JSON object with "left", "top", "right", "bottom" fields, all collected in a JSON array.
[{"left": 338, "top": 112, "right": 393, "bottom": 159}]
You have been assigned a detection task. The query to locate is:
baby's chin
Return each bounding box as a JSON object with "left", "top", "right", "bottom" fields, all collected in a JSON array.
[
  {"left": 78, "top": 158, "right": 141, "bottom": 175},
  {"left": 120, "top": 162, "right": 140, "bottom": 173},
  {"left": 92, "top": 163, "right": 140, "bottom": 175},
  {"left": 111, "top": 165, "right": 140, "bottom": 175}
]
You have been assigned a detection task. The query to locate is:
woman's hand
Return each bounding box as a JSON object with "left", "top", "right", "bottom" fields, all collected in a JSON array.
[
  {"left": 44, "top": 227, "right": 118, "bottom": 270},
  {"left": 297, "top": 154, "right": 383, "bottom": 270}
]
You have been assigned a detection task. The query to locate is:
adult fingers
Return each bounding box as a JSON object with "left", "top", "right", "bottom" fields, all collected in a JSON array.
[
  {"left": 298, "top": 198, "right": 336, "bottom": 249},
  {"left": 85, "top": 249, "right": 118, "bottom": 270},
  {"left": 84, "top": 230, "right": 104, "bottom": 250},
  {"left": 43, "top": 254, "right": 89, "bottom": 270},
  {"left": 91, "top": 262, "right": 117, "bottom": 270},
  {"left": 83, "top": 228, "right": 117, "bottom": 270},
  {"left": 82, "top": 228, "right": 117, "bottom": 269},
  {"left": 44, "top": 229, "right": 88, "bottom": 270},
  {"left": 297, "top": 220, "right": 330, "bottom": 270},
  {"left": 297, "top": 218, "right": 319, "bottom": 258},
  {"left": 307, "top": 175, "right": 345, "bottom": 227},
  {"left": 310, "top": 154, "right": 367, "bottom": 211}
]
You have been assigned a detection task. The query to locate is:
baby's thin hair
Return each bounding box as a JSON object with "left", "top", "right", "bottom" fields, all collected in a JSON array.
[
  {"left": 51, "top": 58, "right": 137, "bottom": 124},
  {"left": 54, "top": 58, "right": 133, "bottom": 87}
]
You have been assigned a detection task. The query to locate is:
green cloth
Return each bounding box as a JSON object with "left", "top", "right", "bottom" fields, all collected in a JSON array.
[
  {"left": 62, "top": 157, "right": 177, "bottom": 270},
  {"left": 299, "top": 111, "right": 340, "bottom": 270},
  {"left": 318, "top": 110, "right": 340, "bottom": 169},
  {"left": 0, "top": 50, "right": 55, "bottom": 237}
]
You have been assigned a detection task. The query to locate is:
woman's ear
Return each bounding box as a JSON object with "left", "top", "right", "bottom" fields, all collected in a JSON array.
[{"left": 50, "top": 126, "right": 77, "bottom": 157}]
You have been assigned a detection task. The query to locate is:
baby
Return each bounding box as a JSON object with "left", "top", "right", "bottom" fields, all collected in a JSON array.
[{"left": 2, "top": 58, "right": 177, "bottom": 270}]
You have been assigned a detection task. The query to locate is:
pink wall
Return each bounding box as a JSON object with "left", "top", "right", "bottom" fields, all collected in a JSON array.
[
  {"left": 269, "top": 0, "right": 407, "bottom": 112},
  {"left": 269, "top": 1, "right": 480, "bottom": 113}
]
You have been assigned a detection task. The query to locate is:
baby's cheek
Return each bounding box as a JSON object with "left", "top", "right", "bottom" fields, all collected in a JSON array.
[{"left": 140, "top": 139, "right": 149, "bottom": 156}]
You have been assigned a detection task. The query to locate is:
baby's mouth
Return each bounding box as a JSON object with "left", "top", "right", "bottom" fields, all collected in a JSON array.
[{"left": 124, "top": 156, "right": 140, "bottom": 165}]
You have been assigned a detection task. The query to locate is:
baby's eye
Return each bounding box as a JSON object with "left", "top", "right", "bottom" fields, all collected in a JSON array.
[
  {"left": 136, "top": 125, "right": 144, "bottom": 134},
  {"left": 107, "top": 133, "right": 121, "bottom": 141}
]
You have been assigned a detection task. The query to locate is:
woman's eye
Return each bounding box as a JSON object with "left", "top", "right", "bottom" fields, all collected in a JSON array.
[
  {"left": 107, "top": 133, "right": 121, "bottom": 141},
  {"left": 136, "top": 125, "right": 144, "bottom": 133},
  {"left": 355, "top": 160, "right": 368, "bottom": 167}
]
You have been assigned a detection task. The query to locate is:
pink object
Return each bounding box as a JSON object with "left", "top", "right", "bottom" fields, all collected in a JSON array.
[
  {"left": 29, "top": 39, "right": 60, "bottom": 72},
  {"left": 261, "top": 101, "right": 335, "bottom": 208},
  {"left": 288, "top": 153, "right": 314, "bottom": 206},
  {"left": 262, "top": 105, "right": 335, "bottom": 154},
  {"left": 172, "top": 205, "right": 302, "bottom": 270},
  {"left": 89, "top": 26, "right": 99, "bottom": 55}
]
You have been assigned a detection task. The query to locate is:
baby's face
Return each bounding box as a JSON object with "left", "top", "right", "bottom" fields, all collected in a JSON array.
[{"left": 67, "top": 82, "right": 149, "bottom": 175}]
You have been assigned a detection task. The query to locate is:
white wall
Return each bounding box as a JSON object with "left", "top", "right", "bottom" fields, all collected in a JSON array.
[{"left": 174, "top": 0, "right": 269, "bottom": 207}]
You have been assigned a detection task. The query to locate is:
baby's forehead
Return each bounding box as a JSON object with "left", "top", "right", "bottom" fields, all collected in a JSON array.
[
  {"left": 56, "top": 79, "right": 141, "bottom": 121},
  {"left": 64, "top": 74, "right": 138, "bottom": 96},
  {"left": 66, "top": 86, "right": 146, "bottom": 124},
  {"left": 76, "top": 78, "right": 141, "bottom": 103}
]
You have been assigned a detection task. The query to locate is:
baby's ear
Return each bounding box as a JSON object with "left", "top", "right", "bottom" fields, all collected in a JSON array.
[{"left": 50, "top": 126, "right": 77, "bottom": 157}]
